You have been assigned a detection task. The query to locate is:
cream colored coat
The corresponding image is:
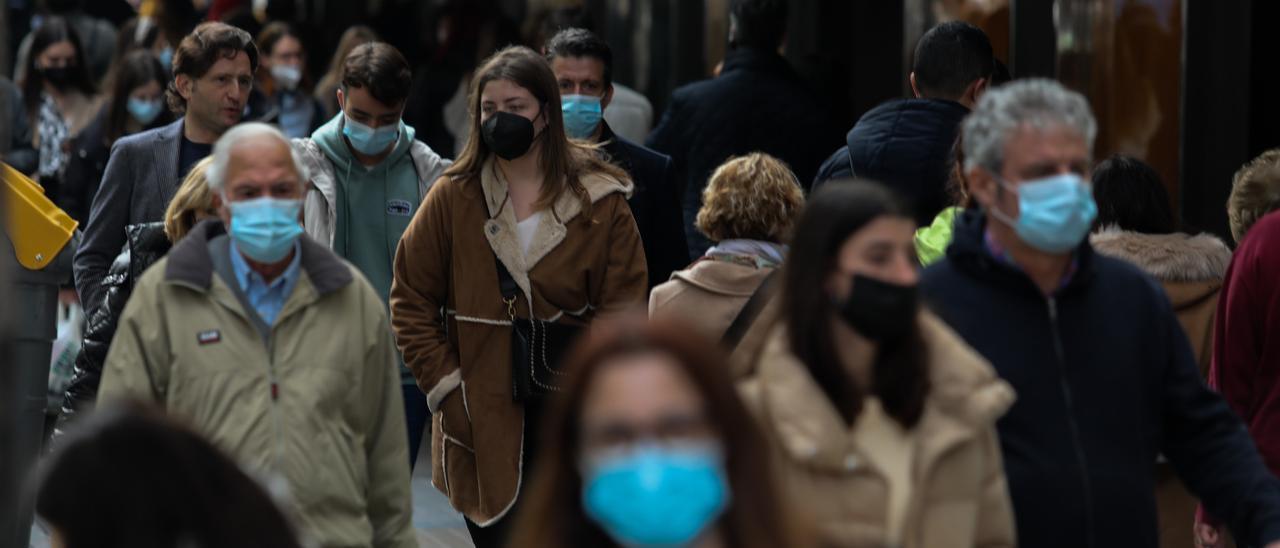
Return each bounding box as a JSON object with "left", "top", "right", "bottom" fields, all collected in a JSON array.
[{"left": 739, "top": 313, "right": 1018, "bottom": 548}]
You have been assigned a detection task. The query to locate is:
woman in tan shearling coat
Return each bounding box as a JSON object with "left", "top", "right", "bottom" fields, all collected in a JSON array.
[
  {"left": 389, "top": 47, "right": 647, "bottom": 548},
  {"left": 737, "top": 181, "right": 1016, "bottom": 548}
]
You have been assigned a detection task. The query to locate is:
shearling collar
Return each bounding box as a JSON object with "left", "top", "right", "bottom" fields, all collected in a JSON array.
[
  {"left": 1090, "top": 228, "right": 1231, "bottom": 283},
  {"left": 752, "top": 312, "right": 1014, "bottom": 476},
  {"left": 479, "top": 157, "right": 632, "bottom": 301}
]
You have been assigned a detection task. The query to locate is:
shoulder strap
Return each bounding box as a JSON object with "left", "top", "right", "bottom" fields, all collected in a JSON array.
[
  {"left": 721, "top": 269, "right": 780, "bottom": 349},
  {"left": 494, "top": 254, "right": 520, "bottom": 305}
]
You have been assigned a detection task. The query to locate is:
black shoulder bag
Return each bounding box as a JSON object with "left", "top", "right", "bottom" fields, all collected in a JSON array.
[{"left": 495, "top": 256, "right": 582, "bottom": 402}]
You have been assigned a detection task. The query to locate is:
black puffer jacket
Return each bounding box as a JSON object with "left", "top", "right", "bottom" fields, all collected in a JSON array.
[
  {"left": 647, "top": 47, "right": 841, "bottom": 259},
  {"left": 59, "top": 222, "right": 170, "bottom": 426},
  {"left": 813, "top": 98, "right": 968, "bottom": 226}
]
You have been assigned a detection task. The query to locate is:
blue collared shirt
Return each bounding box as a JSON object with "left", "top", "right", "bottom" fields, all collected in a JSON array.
[{"left": 229, "top": 240, "right": 303, "bottom": 326}]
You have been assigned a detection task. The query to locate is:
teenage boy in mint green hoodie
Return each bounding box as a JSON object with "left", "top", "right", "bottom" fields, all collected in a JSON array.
[{"left": 293, "top": 42, "right": 451, "bottom": 468}]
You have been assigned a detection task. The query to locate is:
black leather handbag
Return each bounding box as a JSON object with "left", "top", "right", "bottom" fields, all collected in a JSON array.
[{"left": 495, "top": 257, "right": 581, "bottom": 402}]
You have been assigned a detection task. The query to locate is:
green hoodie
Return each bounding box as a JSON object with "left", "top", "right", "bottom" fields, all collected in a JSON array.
[{"left": 313, "top": 114, "right": 421, "bottom": 383}]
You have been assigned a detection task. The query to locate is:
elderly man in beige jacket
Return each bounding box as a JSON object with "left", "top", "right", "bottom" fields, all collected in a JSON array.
[{"left": 99, "top": 122, "right": 416, "bottom": 548}]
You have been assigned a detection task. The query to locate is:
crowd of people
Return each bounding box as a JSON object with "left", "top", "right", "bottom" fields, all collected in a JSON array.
[{"left": 10, "top": 1, "right": 1280, "bottom": 548}]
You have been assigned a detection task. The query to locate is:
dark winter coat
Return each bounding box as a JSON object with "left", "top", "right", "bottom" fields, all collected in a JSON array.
[
  {"left": 920, "top": 209, "right": 1280, "bottom": 548},
  {"left": 599, "top": 121, "right": 689, "bottom": 288},
  {"left": 646, "top": 47, "right": 841, "bottom": 259},
  {"left": 813, "top": 98, "right": 968, "bottom": 227}
]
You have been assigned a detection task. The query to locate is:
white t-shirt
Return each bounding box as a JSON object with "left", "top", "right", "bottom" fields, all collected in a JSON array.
[{"left": 517, "top": 212, "right": 542, "bottom": 256}]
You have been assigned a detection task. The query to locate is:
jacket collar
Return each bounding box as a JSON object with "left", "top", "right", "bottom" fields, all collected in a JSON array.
[
  {"left": 947, "top": 208, "right": 1097, "bottom": 296},
  {"left": 164, "top": 219, "right": 353, "bottom": 295},
  {"left": 753, "top": 313, "right": 1014, "bottom": 476},
  {"left": 1089, "top": 227, "right": 1231, "bottom": 283},
  {"left": 673, "top": 259, "right": 777, "bottom": 297},
  {"left": 847, "top": 98, "right": 969, "bottom": 149},
  {"left": 479, "top": 157, "right": 632, "bottom": 301},
  {"left": 596, "top": 122, "right": 633, "bottom": 173},
  {"left": 720, "top": 47, "right": 801, "bottom": 82}
]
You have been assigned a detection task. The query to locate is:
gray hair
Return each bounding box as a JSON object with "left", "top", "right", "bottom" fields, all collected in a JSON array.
[
  {"left": 961, "top": 78, "right": 1097, "bottom": 174},
  {"left": 205, "top": 122, "right": 309, "bottom": 192}
]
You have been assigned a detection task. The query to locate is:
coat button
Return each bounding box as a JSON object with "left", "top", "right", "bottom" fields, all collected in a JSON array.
[
  {"left": 843, "top": 455, "right": 858, "bottom": 471},
  {"left": 488, "top": 224, "right": 499, "bottom": 235}
]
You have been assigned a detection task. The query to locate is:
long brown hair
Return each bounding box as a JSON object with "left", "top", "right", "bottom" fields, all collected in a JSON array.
[
  {"left": 509, "top": 314, "right": 804, "bottom": 548},
  {"left": 781, "top": 181, "right": 930, "bottom": 428},
  {"left": 444, "top": 45, "right": 627, "bottom": 216}
]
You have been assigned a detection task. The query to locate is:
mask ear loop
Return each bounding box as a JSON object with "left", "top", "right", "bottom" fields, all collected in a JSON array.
[{"left": 984, "top": 171, "right": 1020, "bottom": 228}]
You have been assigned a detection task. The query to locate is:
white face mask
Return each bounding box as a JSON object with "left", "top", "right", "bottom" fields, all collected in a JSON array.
[{"left": 271, "top": 65, "right": 302, "bottom": 91}]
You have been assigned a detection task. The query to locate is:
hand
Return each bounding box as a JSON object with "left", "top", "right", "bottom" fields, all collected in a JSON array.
[{"left": 1193, "top": 521, "right": 1222, "bottom": 548}]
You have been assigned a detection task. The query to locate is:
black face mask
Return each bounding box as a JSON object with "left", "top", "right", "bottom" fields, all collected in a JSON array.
[
  {"left": 39, "top": 66, "right": 76, "bottom": 89},
  {"left": 482, "top": 110, "right": 540, "bottom": 160},
  {"left": 836, "top": 274, "right": 918, "bottom": 342}
]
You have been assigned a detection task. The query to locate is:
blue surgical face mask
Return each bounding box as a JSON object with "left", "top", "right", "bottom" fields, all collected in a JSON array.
[
  {"left": 225, "top": 196, "right": 304, "bottom": 263},
  {"left": 157, "top": 46, "right": 173, "bottom": 71},
  {"left": 582, "top": 443, "right": 730, "bottom": 548},
  {"left": 342, "top": 115, "right": 400, "bottom": 155},
  {"left": 988, "top": 172, "right": 1098, "bottom": 254},
  {"left": 126, "top": 97, "right": 164, "bottom": 125},
  {"left": 561, "top": 93, "right": 603, "bottom": 140}
]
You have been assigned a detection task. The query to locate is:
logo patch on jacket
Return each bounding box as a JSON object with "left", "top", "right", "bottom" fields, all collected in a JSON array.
[
  {"left": 197, "top": 330, "right": 221, "bottom": 345},
  {"left": 387, "top": 199, "right": 413, "bottom": 217}
]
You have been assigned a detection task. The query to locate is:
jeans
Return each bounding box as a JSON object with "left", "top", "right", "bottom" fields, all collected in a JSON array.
[{"left": 402, "top": 384, "right": 429, "bottom": 470}]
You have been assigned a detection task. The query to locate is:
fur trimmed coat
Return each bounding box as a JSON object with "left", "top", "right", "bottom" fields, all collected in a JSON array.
[
  {"left": 1090, "top": 228, "right": 1232, "bottom": 375},
  {"left": 388, "top": 159, "right": 648, "bottom": 525}
]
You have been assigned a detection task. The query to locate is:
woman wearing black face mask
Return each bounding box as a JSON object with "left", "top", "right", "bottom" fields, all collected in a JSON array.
[
  {"left": 389, "top": 46, "right": 647, "bottom": 548},
  {"left": 19, "top": 16, "right": 99, "bottom": 206},
  {"left": 735, "top": 180, "right": 1018, "bottom": 548}
]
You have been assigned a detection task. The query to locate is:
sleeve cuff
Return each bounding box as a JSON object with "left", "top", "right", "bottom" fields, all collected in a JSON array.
[{"left": 425, "top": 369, "right": 461, "bottom": 414}]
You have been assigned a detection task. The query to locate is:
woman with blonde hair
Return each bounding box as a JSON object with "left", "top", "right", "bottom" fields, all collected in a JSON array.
[
  {"left": 58, "top": 157, "right": 218, "bottom": 429},
  {"left": 650, "top": 152, "right": 803, "bottom": 347},
  {"left": 389, "top": 46, "right": 647, "bottom": 548}
]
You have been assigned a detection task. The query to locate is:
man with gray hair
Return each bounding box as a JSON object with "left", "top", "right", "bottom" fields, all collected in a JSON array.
[
  {"left": 98, "top": 122, "right": 416, "bottom": 548},
  {"left": 920, "top": 79, "right": 1280, "bottom": 548}
]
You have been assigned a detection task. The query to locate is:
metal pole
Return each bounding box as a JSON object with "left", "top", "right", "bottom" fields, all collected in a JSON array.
[{"left": 0, "top": 229, "right": 75, "bottom": 548}]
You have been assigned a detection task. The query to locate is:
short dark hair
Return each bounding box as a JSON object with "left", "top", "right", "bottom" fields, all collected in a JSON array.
[
  {"left": 729, "top": 0, "right": 789, "bottom": 51},
  {"left": 340, "top": 42, "right": 412, "bottom": 108},
  {"left": 912, "top": 21, "right": 995, "bottom": 100},
  {"left": 35, "top": 402, "right": 302, "bottom": 548},
  {"left": 1092, "top": 154, "right": 1177, "bottom": 234},
  {"left": 166, "top": 22, "right": 259, "bottom": 113},
  {"left": 544, "top": 28, "right": 613, "bottom": 88}
]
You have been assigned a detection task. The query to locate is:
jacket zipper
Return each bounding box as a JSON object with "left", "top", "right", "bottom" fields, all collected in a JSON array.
[
  {"left": 1047, "top": 297, "right": 1096, "bottom": 548},
  {"left": 267, "top": 336, "right": 282, "bottom": 474}
]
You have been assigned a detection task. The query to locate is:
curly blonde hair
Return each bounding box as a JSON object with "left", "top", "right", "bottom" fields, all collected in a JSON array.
[
  {"left": 164, "top": 157, "right": 218, "bottom": 242},
  {"left": 1227, "top": 148, "right": 1280, "bottom": 243},
  {"left": 696, "top": 153, "right": 805, "bottom": 243}
]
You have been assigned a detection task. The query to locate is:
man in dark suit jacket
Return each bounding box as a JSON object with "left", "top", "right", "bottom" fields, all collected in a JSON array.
[
  {"left": 646, "top": 0, "right": 841, "bottom": 259},
  {"left": 545, "top": 28, "right": 689, "bottom": 289},
  {"left": 74, "top": 22, "right": 258, "bottom": 309}
]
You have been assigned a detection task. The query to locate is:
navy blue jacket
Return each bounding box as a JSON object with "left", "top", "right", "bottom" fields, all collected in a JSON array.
[
  {"left": 813, "top": 98, "right": 968, "bottom": 226},
  {"left": 647, "top": 47, "right": 840, "bottom": 259},
  {"left": 599, "top": 122, "right": 689, "bottom": 289},
  {"left": 921, "top": 209, "right": 1280, "bottom": 548}
]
